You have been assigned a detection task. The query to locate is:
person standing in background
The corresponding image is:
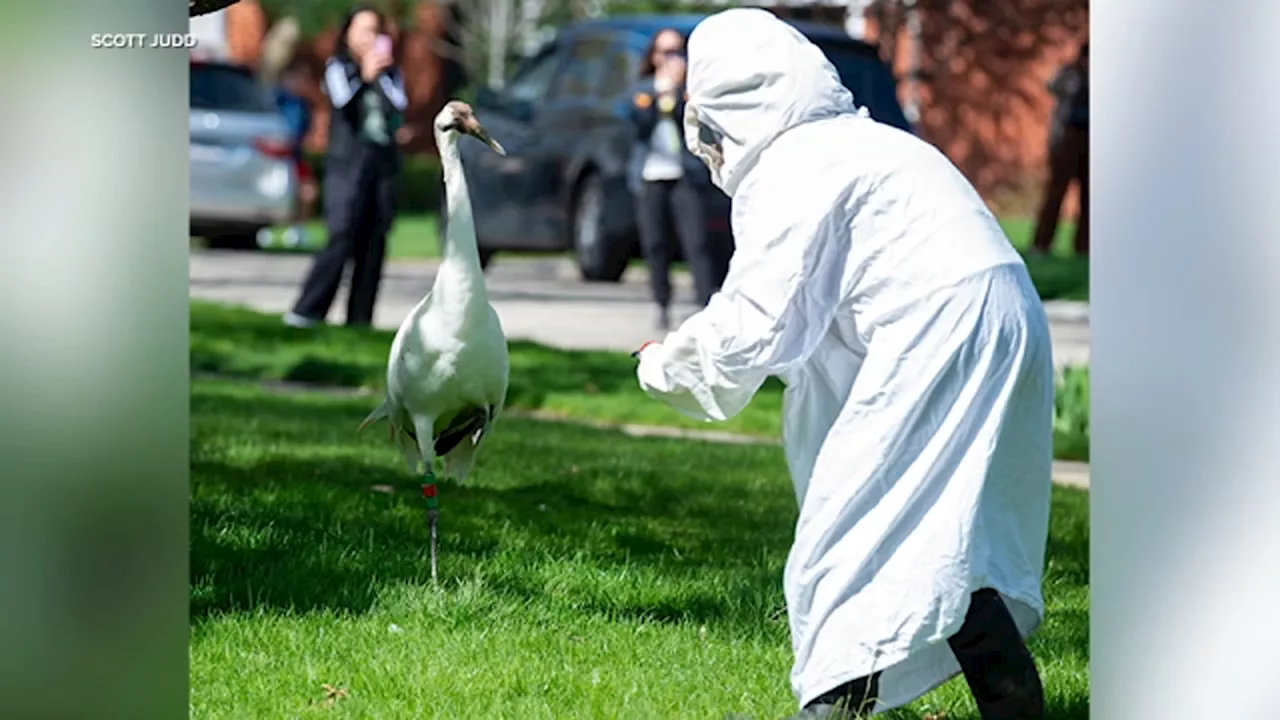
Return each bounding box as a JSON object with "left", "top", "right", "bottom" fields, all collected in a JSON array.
[
  {"left": 629, "top": 28, "right": 726, "bottom": 331},
  {"left": 1031, "top": 41, "right": 1088, "bottom": 256},
  {"left": 284, "top": 5, "right": 407, "bottom": 329}
]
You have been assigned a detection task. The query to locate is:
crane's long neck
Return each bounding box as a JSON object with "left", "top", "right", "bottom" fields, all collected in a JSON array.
[{"left": 431, "top": 131, "right": 489, "bottom": 312}]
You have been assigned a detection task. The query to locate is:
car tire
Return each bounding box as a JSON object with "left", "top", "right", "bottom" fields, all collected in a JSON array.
[
  {"left": 572, "top": 172, "right": 628, "bottom": 283},
  {"left": 205, "top": 229, "right": 263, "bottom": 250}
]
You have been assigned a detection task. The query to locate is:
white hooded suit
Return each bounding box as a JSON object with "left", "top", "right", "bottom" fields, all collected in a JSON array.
[{"left": 635, "top": 9, "right": 1055, "bottom": 715}]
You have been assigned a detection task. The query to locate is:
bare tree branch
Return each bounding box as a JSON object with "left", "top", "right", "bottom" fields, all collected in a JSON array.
[{"left": 190, "top": 0, "right": 241, "bottom": 17}]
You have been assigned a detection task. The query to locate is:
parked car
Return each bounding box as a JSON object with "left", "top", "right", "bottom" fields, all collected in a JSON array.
[
  {"left": 189, "top": 58, "right": 297, "bottom": 248},
  {"left": 457, "top": 14, "right": 913, "bottom": 282}
]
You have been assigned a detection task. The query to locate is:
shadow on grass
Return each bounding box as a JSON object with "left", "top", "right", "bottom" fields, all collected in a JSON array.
[
  {"left": 192, "top": 383, "right": 793, "bottom": 626},
  {"left": 192, "top": 456, "right": 788, "bottom": 629}
]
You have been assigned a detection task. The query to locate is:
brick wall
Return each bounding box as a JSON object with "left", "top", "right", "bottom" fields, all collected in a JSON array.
[{"left": 866, "top": 3, "right": 1088, "bottom": 217}]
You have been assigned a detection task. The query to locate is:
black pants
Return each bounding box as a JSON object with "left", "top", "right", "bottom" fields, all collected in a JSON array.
[
  {"left": 806, "top": 589, "right": 1044, "bottom": 719},
  {"left": 635, "top": 177, "right": 723, "bottom": 309},
  {"left": 292, "top": 146, "right": 397, "bottom": 327},
  {"left": 1032, "top": 124, "right": 1088, "bottom": 256}
]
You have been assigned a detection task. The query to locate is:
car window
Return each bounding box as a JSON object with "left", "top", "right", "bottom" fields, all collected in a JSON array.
[
  {"left": 550, "top": 38, "right": 611, "bottom": 99},
  {"left": 595, "top": 45, "right": 635, "bottom": 99},
  {"left": 504, "top": 48, "right": 563, "bottom": 104},
  {"left": 814, "top": 42, "right": 912, "bottom": 131},
  {"left": 190, "top": 64, "right": 273, "bottom": 113}
]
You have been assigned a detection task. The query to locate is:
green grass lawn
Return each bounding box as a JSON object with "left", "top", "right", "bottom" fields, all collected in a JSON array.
[
  {"left": 191, "top": 301, "right": 1088, "bottom": 461},
  {"left": 191, "top": 376, "right": 1088, "bottom": 719},
  {"left": 253, "top": 213, "right": 1088, "bottom": 302}
]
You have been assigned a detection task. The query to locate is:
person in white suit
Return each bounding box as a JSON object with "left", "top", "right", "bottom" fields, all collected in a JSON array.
[{"left": 634, "top": 9, "right": 1054, "bottom": 719}]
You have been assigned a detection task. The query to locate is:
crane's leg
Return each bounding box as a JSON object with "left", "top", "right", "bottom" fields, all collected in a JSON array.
[
  {"left": 411, "top": 416, "right": 440, "bottom": 584},
  {"left": 423, "top": 477, "right": 439, "bottom": 584}
]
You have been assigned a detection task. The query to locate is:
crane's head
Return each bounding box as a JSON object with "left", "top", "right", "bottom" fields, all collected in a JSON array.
[{"left": 434, "top": 100, "right": 505, "bottom": 156}]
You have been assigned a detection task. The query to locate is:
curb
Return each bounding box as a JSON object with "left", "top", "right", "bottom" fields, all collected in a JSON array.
[{"left": 1041, "top": 301, "right": 1090, "bottom": 323}]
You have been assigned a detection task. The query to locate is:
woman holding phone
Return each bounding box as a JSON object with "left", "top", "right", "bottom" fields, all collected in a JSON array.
[
  {"left": 285, "top": 5, "right": 410, "bottom": 329},
  {"left": 628, "top": 28, "right": 726, "bottom": 331}
]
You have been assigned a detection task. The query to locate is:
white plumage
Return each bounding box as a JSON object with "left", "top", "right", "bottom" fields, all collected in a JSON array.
[{"left": 359, "top": 101, "right": 510, "bottom": 483}]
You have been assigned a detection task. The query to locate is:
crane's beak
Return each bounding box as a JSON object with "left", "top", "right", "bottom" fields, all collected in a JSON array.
[{"left": 469, "top": 125, "right": 505, "bottom": 156}]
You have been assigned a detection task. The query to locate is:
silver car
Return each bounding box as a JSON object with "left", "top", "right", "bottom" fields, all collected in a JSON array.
[{"left": 190, "top": 59, "right": 298, "bottom": 248}]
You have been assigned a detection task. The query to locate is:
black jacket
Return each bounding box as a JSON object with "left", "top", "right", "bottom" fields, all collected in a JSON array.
[
  {"left": 626, "top": 76, "right": 709, "bottom": 194},
  {"left": 1048, "top": 63, "right": 1088, "bottom": 146},
  {"left": 323, "top": 55, "right": 407, "bottom": 170}
]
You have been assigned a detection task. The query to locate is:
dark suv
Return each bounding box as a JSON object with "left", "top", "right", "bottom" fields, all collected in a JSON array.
[{"left": 458, "top": 14, "right": 911, "bottom": 281}]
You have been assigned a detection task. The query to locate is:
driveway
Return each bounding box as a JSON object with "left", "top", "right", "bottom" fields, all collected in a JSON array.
[{"left": 190, "top": 250, "right": 1090, "bottom": 369}]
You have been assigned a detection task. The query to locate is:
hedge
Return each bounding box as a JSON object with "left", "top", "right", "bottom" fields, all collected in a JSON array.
[
  {"left": 304, "top": 151, "right": 444, "bottom": 216},
  {"left": 1054, "top": 365, "right": 1090, "bottom": 462}
]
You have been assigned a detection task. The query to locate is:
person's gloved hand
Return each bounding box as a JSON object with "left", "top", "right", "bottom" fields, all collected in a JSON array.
[
  {"left": 631, "top": 340, "right": 660, "bottom": 360},
  {"left": 634, "top": 341, "right": 675, "bottom": 401}
]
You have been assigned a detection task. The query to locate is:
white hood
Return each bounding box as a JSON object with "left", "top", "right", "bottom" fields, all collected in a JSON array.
[{"left": 683, "top": 8, "right": 860, "bottom": 197}]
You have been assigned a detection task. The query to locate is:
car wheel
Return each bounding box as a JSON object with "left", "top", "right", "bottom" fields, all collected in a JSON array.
[
  {"left": 478, "top": 247, "right": 494, "bottom": 271},
  {"left": 205, "top": 229, "right": 263, "bottom": 250},
  {"left": 572, "top": 173, "right": 628, "bottom": 283}
]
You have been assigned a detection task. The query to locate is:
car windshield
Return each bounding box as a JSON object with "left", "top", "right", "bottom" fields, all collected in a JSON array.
[
  {"left": 813, "top": 42, "right": 912, "bottom": 131},
  {"left": 191, "top": 64, "right": 273, "bottom": 113}
]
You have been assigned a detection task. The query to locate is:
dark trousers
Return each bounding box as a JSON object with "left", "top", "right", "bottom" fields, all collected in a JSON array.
[
  {"left": 292, "top": 146, "right": 397, "bottom": 327},
  {"left": 807, "top": 589, "right": 1045, "bottom": 719},
  {"left": 1032, "top": 124, "right": 1089, "bottom": 256},
  {"left": 635, "top": 177, "right": 723, "bottom": 309}
]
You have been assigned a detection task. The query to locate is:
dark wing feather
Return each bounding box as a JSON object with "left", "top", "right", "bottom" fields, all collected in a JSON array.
[{"left": 432, "top": 406, "right": 489, "bottom": 456}]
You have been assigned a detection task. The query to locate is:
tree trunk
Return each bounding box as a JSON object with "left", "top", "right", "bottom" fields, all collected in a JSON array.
[{"left": 190, "top": 0, "right": 240, "bottom": 18}]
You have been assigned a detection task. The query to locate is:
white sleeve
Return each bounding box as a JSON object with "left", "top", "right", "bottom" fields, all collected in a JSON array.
[
  {"left": 324, "top": 58, "right": 361, "bottom": 108},
  {"left": 636, "top": 180, "right": 849, "bottom": 422},
  {"left": 377, "top": 69, "right": 409, "bottom": 111}
]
